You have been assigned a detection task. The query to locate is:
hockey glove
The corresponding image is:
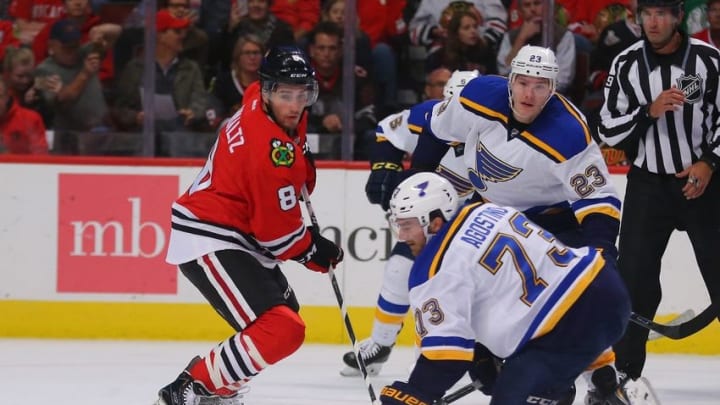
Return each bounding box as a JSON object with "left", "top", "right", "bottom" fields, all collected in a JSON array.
[
  {"left": 365, "top": 161, "right": 403, "bottom": 210},
  {"left": 468, "top": 343, "right": 501, "bottom": 396},
  {"left": 303, "top": 227, "right": 343, "bottom": 274},
  {"left": 380, "top": 381, "right": 436, "bottom": 405}
]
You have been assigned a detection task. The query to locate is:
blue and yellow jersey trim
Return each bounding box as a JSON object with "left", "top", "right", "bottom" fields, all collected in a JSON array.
[
  {"left": 420, "top": 336, "right": 475, "bottom": 361},
  {"left": 572, "top": 196, "right": 622, "bottom": 223},
  {"left": 407, "top": 99, "right": 438, "bottom": 135},
  {"left": 457, "top": 76, "right": 593, "bottom": 164},
  {"left": 409, "top": 203, "right": 482, "bottom": 290},
  {"left": 518, "top": 251, "right": 605, "bottom": 348},
  {"left": 375, "top": 296, "right": 410, "bottom": 324}
]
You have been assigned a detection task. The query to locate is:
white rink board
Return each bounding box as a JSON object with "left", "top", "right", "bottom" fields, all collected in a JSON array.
[{"left": 0, "top": 162, "right": 710, "bottom": 313}]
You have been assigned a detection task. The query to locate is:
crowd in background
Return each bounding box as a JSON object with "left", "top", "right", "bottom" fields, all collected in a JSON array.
[{"left": 0, "top": 0, "right": 718, "bottom": 161}]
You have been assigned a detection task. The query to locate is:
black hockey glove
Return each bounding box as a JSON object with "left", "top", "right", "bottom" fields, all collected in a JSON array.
[
  {"left": 380, "top": 381, "right": 436, "bottom": 405},
  {"left": 468, "top": 343, "right": 501, "bottom": 396},
  {"left": 365, "top": 161, "right": 403, "bottom": 210},
  {"left": 303, "top": 227, "right": 343, "bottom": 274}
]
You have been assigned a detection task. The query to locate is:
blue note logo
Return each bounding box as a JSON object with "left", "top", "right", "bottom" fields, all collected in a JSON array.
[{"left": 468, "top": 141, "right": 523, "bottom": 191}]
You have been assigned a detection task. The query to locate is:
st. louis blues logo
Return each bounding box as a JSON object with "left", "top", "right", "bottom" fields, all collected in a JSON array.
[
  {"left": 468, "top": 142, "right": 523, "bottom": 191},
  {"left": 676, "top": 74, "right": 703, "bottom": 104}
]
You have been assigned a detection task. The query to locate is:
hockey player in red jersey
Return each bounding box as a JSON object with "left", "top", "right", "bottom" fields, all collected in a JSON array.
[{"left": 155, "top": 46, "right": 344, "bottom": 405}]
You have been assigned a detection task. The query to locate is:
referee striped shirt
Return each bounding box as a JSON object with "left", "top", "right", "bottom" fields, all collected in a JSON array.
[{"left": 599, "top": 35, "right": 720, "bottom": 174}]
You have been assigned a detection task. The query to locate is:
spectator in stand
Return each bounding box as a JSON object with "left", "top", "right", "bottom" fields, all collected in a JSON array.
[
  {"left": 425, "top": 9, "right": 497, "bottom": 75},
  {"left": 357, "top": 0, "right": 407, "bottom": 115},
  {"left": 271, "top": 0, "right": 319, "bottom": 42},
  {"left": 197, "top": 0, "right": 231, "bottom": 73},
  {"left": 35, "top": 19, "right": 109, "bottom": 132},
  {"left": 2, "top": 46, "right": 53, "bottom": 126},
  {"left": 320, "top": 0, "right": 372, "bottom": 79},
  {"left": 496, "top": 0, "right": 576, "bottom": 95},
  {"left": 112, "top": 10, "right": 210, "bottom": 133},
  {"left": 554, "top": 0, "right": 632, "bottom": 44},
  {"left": 31, "top": 0, "right": 121, "bottom": 86},
  {"left": 410, "top": 0, "right": 508, "bottom": 52},
  {"left": 423, "top": 67, "right": 451, "bottom": 100},
  {"left": 161, "top": 0, "right": 209, "bottom": 69},
  {"left": 692, "top": 0, "right": 720, "bottom": 46},
  {"left": 9, "top": 0, "right": 65, "bottom": 44},
  {"left": 212, "top": 33, "right": 264, "bottom": 119},
  {"left": 1, "top": 0, "right": 9, "bottom": 19},
  {"left": 0, "top": 20, "right": 22, "bottom": 61},
  {"left": 306, "top": 21, "right": 376, "bottom": 160},
  {"left": 220, "top": 0, "right": 295, "bottom": 70},
  {"left": 0, "top": 77, "right": 49, "bottom": 154}
]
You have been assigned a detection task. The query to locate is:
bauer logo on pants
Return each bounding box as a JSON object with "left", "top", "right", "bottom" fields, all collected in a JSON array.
[{"left": 57, "top": 173, "right": 179, "bottom": 294}]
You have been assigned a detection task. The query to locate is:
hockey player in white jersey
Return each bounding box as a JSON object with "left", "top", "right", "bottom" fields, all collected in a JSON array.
[
  {"left": 378, "top": 172, "right": 631, "bottom": 405},
  {"left": 340, "top": 70, "right": 480, "bottom": 377},
  {"left": 391, "top": 45, "right": 628, "bottom": 403}
]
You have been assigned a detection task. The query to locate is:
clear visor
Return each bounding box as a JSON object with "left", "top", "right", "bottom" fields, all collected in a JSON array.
[
  {"left": 389, "top": 216, "right": 424, "bottom": 240},
  {"left": 262, "top": 80, "right": 319, "bottom": 107}
]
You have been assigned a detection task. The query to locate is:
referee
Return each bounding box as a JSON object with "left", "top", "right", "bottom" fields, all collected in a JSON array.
[{"left": 599, "top": 0, "right": 720, "bottom": 383}]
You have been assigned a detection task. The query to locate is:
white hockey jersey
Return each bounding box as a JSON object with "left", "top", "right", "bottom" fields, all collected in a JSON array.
[
  {"left": 409, "top": 202, "right": 605, "bottom": 359},
  {"left": 376, "top": 99, "right": 474, "bottom": 200},
  {"left": 426, "top": 75, "right": 621, "bottom": 224}
]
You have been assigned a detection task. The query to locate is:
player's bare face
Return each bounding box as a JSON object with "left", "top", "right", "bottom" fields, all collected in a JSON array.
[
  {"left": 510, "top": 75, "right": 552, "bottom": 123},
  {"left": 267, "top": 84, "right": 311, "bottom": 131},
  {"left": 640, "top": 7, "right": 679, "bottom": 50},
  {"left": 395, "top": 217, "right": 427, "bottom": 256}
]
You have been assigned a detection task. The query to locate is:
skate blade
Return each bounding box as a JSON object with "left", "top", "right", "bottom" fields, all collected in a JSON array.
[
  {"left": 339, "top": 364, "right": 382, "bottom": 377},
  {"left": 625, "top": 377, "right": 661, "bottom": 405}
]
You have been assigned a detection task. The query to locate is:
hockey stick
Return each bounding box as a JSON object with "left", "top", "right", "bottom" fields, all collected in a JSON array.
[
  {"left": 647, "top": 309, "right": 695, "bottom": 340},
  {"left": 435, "top": 380, "right": 483, "bottom": 404},
  {"left": 630, "top": 303, "right": 717, "bottom": 340},
  {"left": 300, "top": 185, "right": 379, "bottom": 405}
]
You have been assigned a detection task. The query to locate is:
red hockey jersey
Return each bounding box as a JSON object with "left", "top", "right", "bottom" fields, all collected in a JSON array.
[{"left": 166, "top": 82, "right": 314, "bottom": 266}]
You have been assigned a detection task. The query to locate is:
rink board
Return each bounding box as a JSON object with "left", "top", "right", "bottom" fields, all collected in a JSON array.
[{"left": 0, "top": 156, "right": 717, "bottom": 354}]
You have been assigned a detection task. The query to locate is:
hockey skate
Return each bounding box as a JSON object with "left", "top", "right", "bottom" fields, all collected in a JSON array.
[
  {"left": 340, "top": 338, "right": 392, "bottom": 377},
  {"left": 623, "top": 375, "right": 661, "bottom": 405},
  {"left": 155, "top": 357, "right": 246, "bottom": 405},
  {"left": 584, "top": 365, "right": 631, "bottom": 405}
]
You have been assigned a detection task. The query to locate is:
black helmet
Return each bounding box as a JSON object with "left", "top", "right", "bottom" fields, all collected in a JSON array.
[
  {"left": 259, "top": 46, "right": 316, "bottom": 85},
  {"left": 259, "top": 46, "right": 319, "bottom": 106}
]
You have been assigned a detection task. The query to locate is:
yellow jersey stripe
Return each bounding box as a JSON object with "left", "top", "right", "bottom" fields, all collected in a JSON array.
[
  {"left": 575, "top": 204, "right": 622, "bottom": 223},
  {"left": 428, "top": 203, "right": 480, "bottom": 278},
  {"left": 459, "top": 96, "right": 508, "bottom": 123},
  {"left": 533, "top": 254, "right": 605, "bottom": 338},
  {"left": 374, "top": 309, "right": 406, "bottom": 325},
  {"left": 422, "top": 349, "right": 475, "bottom": 361},
  {"left": 515, "top": 130, "right": 567, "bottom": 163},
  {"left": 557, "top": 94, "right": 592, "bottom": 144},
  {"left": 408, "top": 123, "right": 423, "bottom": 134}
]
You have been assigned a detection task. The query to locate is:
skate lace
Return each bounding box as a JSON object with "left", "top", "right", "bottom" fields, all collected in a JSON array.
[{"left": 358, "top": 339, "right": 382, "bottom": 360}]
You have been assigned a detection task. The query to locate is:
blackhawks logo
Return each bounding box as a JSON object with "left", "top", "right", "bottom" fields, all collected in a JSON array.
[
  {"left": 270, "top": 139, "right": 295, "bottom": 167},
  {"left": 676, "top": 74, "right": 703, "bottom": 104}
]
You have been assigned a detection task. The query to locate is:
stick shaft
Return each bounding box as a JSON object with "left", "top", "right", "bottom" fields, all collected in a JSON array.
[{"left": 300, "top": 186, "right": 378, "bottom": 404}]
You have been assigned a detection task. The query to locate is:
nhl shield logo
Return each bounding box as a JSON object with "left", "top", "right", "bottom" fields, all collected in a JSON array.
[{"left": 676, "top": 74, "right": 703, "bottom": 104}]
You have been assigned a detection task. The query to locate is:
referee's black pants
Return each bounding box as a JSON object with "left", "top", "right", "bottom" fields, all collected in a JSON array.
[{"left": 613, "top": 166, "right": 720, "bottom": 379}]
